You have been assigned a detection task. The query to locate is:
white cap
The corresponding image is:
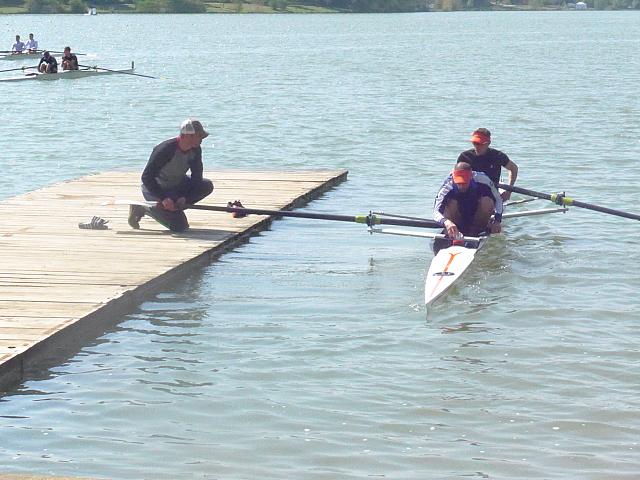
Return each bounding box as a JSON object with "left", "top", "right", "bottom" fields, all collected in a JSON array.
[{"left": 180, "top": 118, "right": 209, "bottom": 139}]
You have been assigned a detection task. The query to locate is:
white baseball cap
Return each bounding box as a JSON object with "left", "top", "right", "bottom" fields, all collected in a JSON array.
[{"left": 180, "top": 118, "right": 209, "bottom": 139}]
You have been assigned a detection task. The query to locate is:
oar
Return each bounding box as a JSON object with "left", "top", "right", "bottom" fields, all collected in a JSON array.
[
  {"left": 0, "top": 50, "right": 57, "bottom": 55},
  {"left": 186, "top": 203, "right": 442, "bottom": 229},
  {"left": 46, "top": 50, "right": 87, "bottom": 56},
  {"left": 369, "top": 226, "right": 482, "bottom": 242},
  {"left": 11, "top": 49, "right": 87, "bottom": 56},
  {"left": 499, "top": 183, "right": 640, "bottom": 221},
  {"left": 78, "top": 63, "right": 156, "bottom": 79},
  {"left": 504, "top": 197, "right": 536, "bottom": 207},
  {"left": 0, "top": 65, "right": 38, "bottom": 73}
]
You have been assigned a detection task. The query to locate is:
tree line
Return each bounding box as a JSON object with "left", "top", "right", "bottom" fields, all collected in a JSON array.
[
  {"left": 4, "top": 0, "right": 429, "bottom": 13},
  {"left": 5, "top": 0, "right": 639, "bottom": 14}
]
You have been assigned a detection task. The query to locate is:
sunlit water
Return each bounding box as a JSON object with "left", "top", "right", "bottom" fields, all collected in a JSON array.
[{"left": 1, "top": 11, "right": 639, "bottom": 479}]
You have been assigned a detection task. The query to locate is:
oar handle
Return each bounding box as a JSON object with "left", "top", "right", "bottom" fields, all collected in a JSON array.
[{"left": 499, "top": 183, "right": 640, "bottom": 221}]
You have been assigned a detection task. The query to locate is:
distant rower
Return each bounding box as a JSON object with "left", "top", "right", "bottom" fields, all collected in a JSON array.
[
  {"left": 24, "top": 33, "right": 38, "bottom": 53},
  {"left": 61, "top": 46, "right": 79, "bottom": 70},
  {"left": 38, "top": 51, "right": 58, "bottom": 74},
  {"left": 11, "top": 35, "right": 25, "bottom": 54}
]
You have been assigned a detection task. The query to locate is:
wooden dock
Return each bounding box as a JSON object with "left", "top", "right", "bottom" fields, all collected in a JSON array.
[{"left": 0, "top": 169, "right": 347, "bottom": 391}]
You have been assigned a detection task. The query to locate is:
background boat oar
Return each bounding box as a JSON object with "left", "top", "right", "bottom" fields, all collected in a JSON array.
[
  {"left": 499, "top": 183, "right": 640, "bottom": 221},
  {"left": 78, "top": 63, "right": 156, "bottom": 79},
  {"left": 186, "top": 203, "right": 442, "bottom": 229},
  {"left": 0, "top": 65, "right": 38, "bottom": 73},
  {"left": 38, "top": 50, "right": 87, "bottom": 56}
]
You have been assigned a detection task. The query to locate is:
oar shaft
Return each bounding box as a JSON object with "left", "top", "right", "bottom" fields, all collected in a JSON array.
[
  {"left": 499, "top": 183, "right": 640, "bottom": 221},
  {"left": 78, "top": 63, "right": 156, "bottom": 79},
  {"left": 186, "top": 204, "right": 441, "bottom": 229},
  {"left": 45, "top": 50, "right": 87, "bottom": 55},
  {"left": 0, "top": 65, "right": 37, "bottom": 73}
]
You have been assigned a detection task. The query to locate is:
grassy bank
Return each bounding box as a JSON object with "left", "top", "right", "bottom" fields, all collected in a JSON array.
[{"left": 0, "top": 6, "right": 28, "bottom": 12}]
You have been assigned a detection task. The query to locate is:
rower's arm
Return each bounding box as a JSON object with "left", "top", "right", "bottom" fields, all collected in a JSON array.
[
  {"left": 189, "top": 147, "right": 204, "bottom": 183},
  {"left": 142, "top": 140, "right": 176, "bottom": 199},
  {"left": 504, "top": 160, "right": 518, "bottom": 187},
  {"left": 500, "top": 160, "right": 518, "bottom": 201},
  {"left": 432, "top": 181, "right": 453, "bottom": 227}
]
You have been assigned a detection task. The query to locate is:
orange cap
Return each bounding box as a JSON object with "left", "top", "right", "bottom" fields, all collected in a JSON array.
[
  {"left": 469, "top": 130, "right": 490, "bottom": 144},
  {"left": 452, "top": 169, "right": 472, "bottom": 185}
]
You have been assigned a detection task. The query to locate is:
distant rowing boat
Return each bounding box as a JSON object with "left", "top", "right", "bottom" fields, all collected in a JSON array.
[
  {"left": 0, "top": 62, "right": 135, "bottom": 82},
  {"left": 0, "top": 52, "right": 41, "bottom": 61}
]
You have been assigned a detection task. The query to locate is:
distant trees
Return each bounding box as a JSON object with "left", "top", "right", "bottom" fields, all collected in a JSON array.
[
  {"left": 269, "top": 0, "right": 288, "bottom": 10},
  {"left": 8, "top": 0, "right": 640, "bottom": 13},
  {"left": 25, "top": 0, "right": 61, "bottom": 12},
  {"left": 215, "top": 0, "right": 429, "bottom": 11},
  {"left": 300, "top": 0, "right": 428, "bottom": 11},
  {"left": 68, "top": 0, "right": 87, "bottom": 12},
  {"left": 134, "top": 0, "right": 205, "bottom": 12},
  {"left": 24, "top": 0, "right": 75, "bottom": 12}
]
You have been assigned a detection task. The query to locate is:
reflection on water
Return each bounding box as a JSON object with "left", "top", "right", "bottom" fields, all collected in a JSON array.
[{"left": 441, "top": 322, "right": 491, "bottom": 335}]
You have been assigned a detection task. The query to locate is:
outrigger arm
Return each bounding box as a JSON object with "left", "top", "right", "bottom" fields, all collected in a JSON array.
[{"left": 499, "top": 184, "right": 640, "bottom": 221}]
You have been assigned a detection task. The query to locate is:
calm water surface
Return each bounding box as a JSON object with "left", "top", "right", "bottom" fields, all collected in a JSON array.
[{"left": 1, "top": 11, "right": 639, "bottom": 479}]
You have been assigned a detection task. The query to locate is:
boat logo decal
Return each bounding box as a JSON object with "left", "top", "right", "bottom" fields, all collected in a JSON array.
[{"left": 433, "top": 271, "right": 456, "bottom": 277}]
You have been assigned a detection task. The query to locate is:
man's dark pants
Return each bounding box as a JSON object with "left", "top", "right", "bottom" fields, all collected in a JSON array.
[{"left": 142, "top": 176, "right": 213, "bottom": 232}]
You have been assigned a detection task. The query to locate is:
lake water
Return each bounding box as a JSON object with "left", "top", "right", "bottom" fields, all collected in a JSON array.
[{"left": 1, "top": 11, "right": 640, "bottom": 480}]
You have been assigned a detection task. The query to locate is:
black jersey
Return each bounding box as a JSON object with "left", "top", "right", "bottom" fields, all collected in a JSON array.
[
  {"left": 142, "top": 138, "right": 203, "bottom": 199},
  {"left": 457, "top": 147, "right": 510, "bottom": 185},
  {"left": 38, "top": 55, "right": 58, "bottom": 70},
  {"left": 62, "top": 53, "right": 78, "bottom": 69}
]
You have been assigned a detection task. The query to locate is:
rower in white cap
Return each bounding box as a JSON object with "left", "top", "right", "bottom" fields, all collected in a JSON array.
[{"left": 128, "top": 118, "right": 214, "bottom": 232}]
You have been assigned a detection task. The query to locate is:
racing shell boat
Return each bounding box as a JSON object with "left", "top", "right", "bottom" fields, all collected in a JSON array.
[
  {"left": 0, "top": 52, "right": 42, "bottom": 62},
  {"left": 0, "top": 62, "right": 135, "bottom": 82}
]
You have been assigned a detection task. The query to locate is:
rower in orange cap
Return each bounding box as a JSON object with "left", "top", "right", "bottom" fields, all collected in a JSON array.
[
  {"left": 457, "top": 128, "right": 518, "bottom": 201},
  {"left": 433, "top": 161, "right": 503, "bottom": 241}
]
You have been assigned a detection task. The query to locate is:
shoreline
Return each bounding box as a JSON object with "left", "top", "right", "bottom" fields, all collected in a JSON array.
[{"left": 0, "top": 7, "right": 613, "bottom": 14}]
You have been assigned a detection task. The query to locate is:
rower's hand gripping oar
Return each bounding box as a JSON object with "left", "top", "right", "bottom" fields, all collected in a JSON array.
[{"left": 499, "top": 183, "right": 640, "bottom": 221}]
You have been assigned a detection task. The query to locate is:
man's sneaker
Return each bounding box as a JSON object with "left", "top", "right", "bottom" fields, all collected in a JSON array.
[{"left": 128, "top": 204, "right": 145, "bottom": 229}]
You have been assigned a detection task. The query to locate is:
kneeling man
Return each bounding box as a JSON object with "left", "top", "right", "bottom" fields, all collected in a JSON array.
[
  {"left": 433, "top": 161, "right": 503, "bottom": 239},
  {"left": 129, "top": 119, "right": 214, "bottom": 232}
]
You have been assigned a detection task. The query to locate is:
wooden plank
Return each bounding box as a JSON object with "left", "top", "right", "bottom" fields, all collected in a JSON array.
[{"left": 0, "top": 169, "right": 348, "bottom": 390}]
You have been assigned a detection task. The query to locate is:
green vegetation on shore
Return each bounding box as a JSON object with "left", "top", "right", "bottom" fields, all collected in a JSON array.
[{"left": 0, "top": 0, "right": 638, "bottom": 14}]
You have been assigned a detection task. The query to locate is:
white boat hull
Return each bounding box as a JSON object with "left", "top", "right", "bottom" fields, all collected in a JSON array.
[
  {"left": 424, "top": 237, "right": 487, "bottom": 306},
  {"left": 0, "top": 52, "right": 41, "bottom": 62},
  {"left": 0, "top": 66, "right": 134, "bottom": 82}
]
